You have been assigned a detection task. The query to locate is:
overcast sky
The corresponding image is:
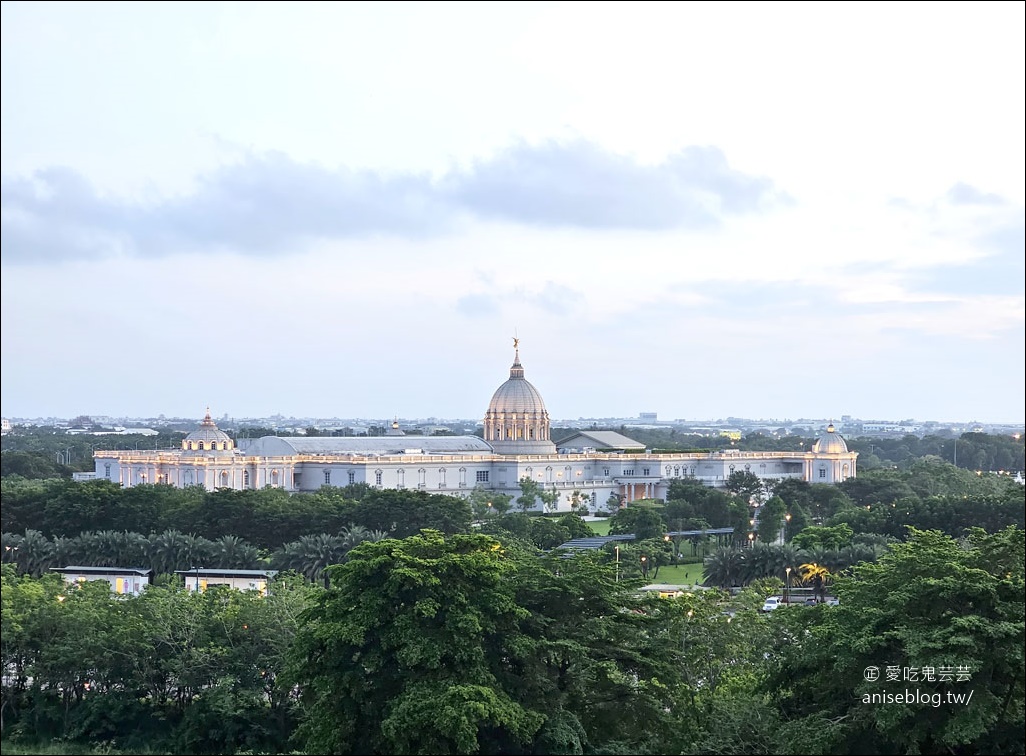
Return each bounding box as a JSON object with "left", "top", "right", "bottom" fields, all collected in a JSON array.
[{"left": 2, "top": 1, "right": 1023, "bottom": 424}]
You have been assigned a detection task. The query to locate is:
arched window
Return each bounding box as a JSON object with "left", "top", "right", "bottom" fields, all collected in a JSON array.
[
  {"left": 545, "top": 466, "right": 553, "bottom": 483},
  {"left": 439, "top": 468, "right": 447, "bottom": 488},
  {"left": 243, "top": 470, "right": 250, "bottom": 488},
  {"left": 418, "top": 468, "right": 427, "bottom": 487},
  {"left": 528, "top": 427, "right": 534, "bottom": 439},
  {"left": 459, "top": 467, "right": 467, "bottom": 487},
  {"left": 375, "top": 469, "right": 383, "bottom": 486},
  {"left": 220, "top": 471, "right": 229, "bottom": 487},
  {"left": 271, "top": 469, "right": 280, "bottom": 487},
  {"left": 397, "top": 468, "right": 405, "bottom": 488}
]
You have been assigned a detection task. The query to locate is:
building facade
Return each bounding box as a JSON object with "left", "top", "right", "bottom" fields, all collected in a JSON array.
[{"left": 94, "top": 348, "right": 857, "bottom": 512}]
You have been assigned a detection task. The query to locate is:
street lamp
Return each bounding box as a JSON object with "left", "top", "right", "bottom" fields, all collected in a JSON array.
[
  {"left": 615, "top": 545, "right": 620, "bottom": 583},
  {"left": 785, "top": 566, "right": 792, "bottom": 605},
  {"left": 640, "top": 555, "right": 648, "bottom": 579},
  {"left": 748, "top": 532, "right": 754, "bottom": 548}
]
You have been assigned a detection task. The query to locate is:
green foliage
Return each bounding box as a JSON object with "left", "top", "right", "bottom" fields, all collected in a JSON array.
[
  {"left": 791, "top": 523, "right": 854, "bottom": 551},
  {"left": 763, "top": 526, "right": 1026, "bottom": 754}
]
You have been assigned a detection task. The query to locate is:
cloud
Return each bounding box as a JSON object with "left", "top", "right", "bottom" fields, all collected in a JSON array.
[
  {"left": 446, "top": 141, "right": 786, "bottom": 228},
  {"left": 946, "top": 182, "right": 1005, "bottom": 206},
  {"left": 1, "top": 141, "right": 785, "bottom": 264}
]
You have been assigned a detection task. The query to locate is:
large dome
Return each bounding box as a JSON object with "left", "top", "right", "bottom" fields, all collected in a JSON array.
[
  {"left": 813, "top": 423, "right": 848, "bottom": 454},
  {"left": 182, "top": 409, "right": 234, "bottom": 453},
  {"left": 487, "top": 358, "right": 548, "bottom": 415},
  {"left": 483, "top": 345, "right": 556, "bottom": 455}
]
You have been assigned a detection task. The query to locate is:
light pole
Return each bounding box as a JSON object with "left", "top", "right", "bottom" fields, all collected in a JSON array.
[
  {"left": 615, "top": 545, "right": 620, "bottom": 583},
  {"left": 640, "top": 555, "right": 648, "bottom": 580},
  {"left": 785, "top": 566, "right": 792, "bottom": 605}
]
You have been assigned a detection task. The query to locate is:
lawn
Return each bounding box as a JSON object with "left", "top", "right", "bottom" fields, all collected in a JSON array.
[
  {"left": 649, "top": 562, "right": 705, "bottom": 585},
  {"left": 587, "top": 518, "right": 611, "bottom": 535}
]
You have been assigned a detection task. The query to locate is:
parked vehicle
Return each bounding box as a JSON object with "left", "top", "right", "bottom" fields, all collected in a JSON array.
[{"left": 761, "top": 596, "right": 781, "bottom": 612}]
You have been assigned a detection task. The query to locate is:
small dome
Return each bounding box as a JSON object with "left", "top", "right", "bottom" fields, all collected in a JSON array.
[
  {"left": 813, "top": 423, "right": 848, "bottom": 454},
  {"left": 182, "top": 409, "right": 234, "bottom": 453}
]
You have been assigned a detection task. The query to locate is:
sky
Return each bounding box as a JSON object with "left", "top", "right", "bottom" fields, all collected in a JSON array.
[{"left": 2, "top": 1, "right": 1024, "bottom": 425}]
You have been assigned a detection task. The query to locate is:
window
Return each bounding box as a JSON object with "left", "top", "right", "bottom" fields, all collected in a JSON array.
[
  {"left": 819, "top": 468, "right": 826, "bottom": 479},
  {"left": 419, "top": 468, "right": 427, "bottom": 487},
  {"left": 673, "top": 465, "right": 679, "bottom": 477},
  {"left": 439, "top": 468, "right": 447, "bottom": 488},
  {"left": 324, "top": 469, "right": 331, "bottom": 486},
  {"left": 603, "top": 467, "right": 610, "bottom": 476},
  {"left": 397, "top": 468, "right": 405, "bottom": 488},
  {"left": 643, "top": 468, "right": 650, "bottom": 476},
  {"left": 271, "top": 469, "right": 279, "bottom": 487},
  {"left": 104, "top": 464, "right": 111, "bottom": 479},
  {"left": 459, "top": 467, "right": 467, "bottom": 487},
  {"left": 375, "top": 469, "right": 383, "bottom": 486},
  {"left": 243, "top": 470, "right": 250, "bottom": 488},
  {"left": 348, "top": 471, "right": 356, "bottom": 485},
  {"left": 220, "top": 471, "right": 229, "bottom": 486},
  {"left": 476, "top": 470, "right": 489, "bottom": 483},
  {"left": 528, "top": 428, "right": 534, "bottom": 439}
]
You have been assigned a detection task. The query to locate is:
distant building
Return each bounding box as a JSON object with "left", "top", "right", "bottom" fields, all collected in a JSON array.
[
  {"left": 52, "top": 566, "right": 152, "bottom": 596},
  {"left": 176, "top": 568, "right": 277, "bottom": 595},
  {"left": 94, "top": 345, "right": 858, "bottom": 510}
]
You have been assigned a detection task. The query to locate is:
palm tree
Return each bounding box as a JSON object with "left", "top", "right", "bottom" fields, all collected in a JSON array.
[
  {"left": 798, "top": 562, "right": 831, "bottom": 603},
  {"left": 285, "top": 534, "right": 347, "bottom": 586},
  {"left": 14, "top": 529, "right": 55, "bottom": 576},
  {"left": 742, "top": 543, "right": 776, "bottom": 583},
  {"left": 213, "top": 535, "right": 261, "bottom": 569},
  {"left": 703, "top": 547, "right": 745, "bottom": 588}
]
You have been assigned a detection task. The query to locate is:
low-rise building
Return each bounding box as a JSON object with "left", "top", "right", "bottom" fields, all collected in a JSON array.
[
  {"left": 51, "top": 566, "right": 152, "bottom": 596},
  {"left": 176, "top": 568, "right": 278, "bottom": 595}
]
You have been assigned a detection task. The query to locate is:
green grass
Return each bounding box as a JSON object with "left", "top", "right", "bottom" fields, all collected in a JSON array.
[
  {"left": 588, "top": 518, "right": 611, "bottom": 536},
  {"left": 649, "top": 562, "right": 705, "bottom": 585}
]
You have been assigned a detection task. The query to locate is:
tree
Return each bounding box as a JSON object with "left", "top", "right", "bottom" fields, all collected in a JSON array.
[
  {"left": 755, "top": 495, "right": 787, "bottom": 544},
  {"left": 726, "top": 470, "right": 764, "bottom": 503},
  {"left": 516, "top": 477, "right": 543, "bottom": 513},
  {"left": 288, "top": 531, "right": 543, "bottom": 754},
  {"left": 567, "top": 488, "right": 591, "bottom": 515},
  {"left": 289, "top": 531, "right": 684, "bottom": 755},
  {"left": 467, "top": 486, "right": 511, "bottom": 522},
  {"left": 764, "top": 527, "right": 1026, "bottom": 754},
  {"left": 791, "top": 523, "right": 854, "bottom": 551}
]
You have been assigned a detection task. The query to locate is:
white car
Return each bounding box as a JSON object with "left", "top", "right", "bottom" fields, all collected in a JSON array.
[{"left": 761, "top": 596, "right": 782, "bottom": 612}]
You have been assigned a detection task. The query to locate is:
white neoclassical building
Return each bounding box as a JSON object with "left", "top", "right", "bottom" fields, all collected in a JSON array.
[{"left": 93, "top": 347, "right": 857, "bottom": 511}]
